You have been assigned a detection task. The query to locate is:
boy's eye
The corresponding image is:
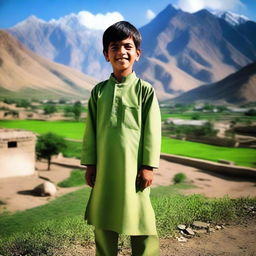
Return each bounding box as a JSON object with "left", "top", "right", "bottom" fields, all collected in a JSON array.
[
  {"left": 110, "top": 46, "right": 118, "bottom": 51},
  {"left": 125, "top": 45, "right": 132, "bottom": 50}
]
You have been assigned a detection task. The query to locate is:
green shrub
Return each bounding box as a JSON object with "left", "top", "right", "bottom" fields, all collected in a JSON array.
[{"left": 173, "top": 173, "right": 187, "bottom": 184}]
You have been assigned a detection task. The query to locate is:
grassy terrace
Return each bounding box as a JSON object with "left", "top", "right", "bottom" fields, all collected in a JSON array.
[
  {"left": 0, "top": 185, "right": 255, "bottom": 255},
  {"left": 0, "top": 120, "right": 255, "bottom": 167}
]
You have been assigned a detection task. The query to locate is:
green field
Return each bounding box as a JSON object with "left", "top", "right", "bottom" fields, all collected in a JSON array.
[
  {"left": 162, "top": 137, "right": 256, "bottom": 167},
  {"left": 0, "top": 120, "right": 85, "bottom": 140},
  {"left": 1, "top": 120, "right": 255, "bottom": 167}
]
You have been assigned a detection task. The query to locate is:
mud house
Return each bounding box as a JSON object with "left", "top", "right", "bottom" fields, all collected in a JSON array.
[{"left": 0, "top": 129, "right": 36, "bottom": 178}]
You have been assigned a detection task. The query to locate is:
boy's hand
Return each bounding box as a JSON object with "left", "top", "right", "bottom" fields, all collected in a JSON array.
[
  {"left": 85, "top": 165, "right": 96, "bottom": 187},
  {"left": 136, "top": 168, "right": 154, "bottom": 189}
]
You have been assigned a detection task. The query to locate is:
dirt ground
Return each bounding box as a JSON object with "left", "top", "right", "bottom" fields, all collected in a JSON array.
[
  {"left": 1, "top": 158, "right": 256, "bottom": 213},
  {"left": 0, "top": 158, "right": 256, "bottom": 255},
  {"left": 57, "top": 218, "right": 256, "bottom": 256}
]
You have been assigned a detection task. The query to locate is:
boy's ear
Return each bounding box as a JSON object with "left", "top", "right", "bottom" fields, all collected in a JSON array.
[
  {"left": 136, "top": 49, "right": 141, "bottom": 62},
  {"left": 103, "top": 51, "right": 110, "bottom": 62}
]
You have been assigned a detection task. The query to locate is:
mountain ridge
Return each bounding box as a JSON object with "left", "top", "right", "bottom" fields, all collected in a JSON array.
[
  {"left": 172, "top": 62, "right": 256, "bottom": 104},
  {"left": 0, "top": 30, "right": 97, "bottom": 99}
]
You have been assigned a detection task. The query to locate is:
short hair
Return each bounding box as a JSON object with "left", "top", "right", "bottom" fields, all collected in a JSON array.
[{"left": 103, "top": 21, "right": 142, "bottom": 53}]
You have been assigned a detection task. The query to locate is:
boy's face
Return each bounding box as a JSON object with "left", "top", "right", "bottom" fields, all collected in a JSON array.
[{"left": 104, "top": 37, "right": 141, "bottom": 77}]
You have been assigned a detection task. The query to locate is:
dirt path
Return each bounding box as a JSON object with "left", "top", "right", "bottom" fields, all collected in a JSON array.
[
  {"left": 0, "top": 161, "right": 85, "bottom": 212},
  {"left": 156, "top": 159, "right": 256, "bottom": 198},
  {"left": 1, "top": 158, "right": 256, "bottom": 213},
  {"left": 57, "top": 218, "right": 256, "bottom": 256}
]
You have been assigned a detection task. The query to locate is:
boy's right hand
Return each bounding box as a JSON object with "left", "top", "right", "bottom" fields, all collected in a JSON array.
[{"left": 85, "top": 165, "right": 96, "bottom": 187}]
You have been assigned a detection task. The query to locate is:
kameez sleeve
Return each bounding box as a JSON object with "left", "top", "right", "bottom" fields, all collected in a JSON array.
[
  {"left": 142, "top": 86, "right": 161, "bottom": 169},
  {"left": 81, "top": 88, "right": 97, "bottom": 165}
]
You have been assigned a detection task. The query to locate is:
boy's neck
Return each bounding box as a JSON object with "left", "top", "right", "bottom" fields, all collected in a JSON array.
[{"left": 113, "top": 70, "right": 133, "bottom": 83}]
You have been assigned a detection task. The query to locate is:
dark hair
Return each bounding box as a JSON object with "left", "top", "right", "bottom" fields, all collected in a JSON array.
[{"left": 103, "top": 21, "right": 142, "bottom": 53}]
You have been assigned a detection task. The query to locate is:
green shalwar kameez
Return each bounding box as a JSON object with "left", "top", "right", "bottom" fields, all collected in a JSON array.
[{"left": 81, "top": 72, "right": 161, "bottom": 236}]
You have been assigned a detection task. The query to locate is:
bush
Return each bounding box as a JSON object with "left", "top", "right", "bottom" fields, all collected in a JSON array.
[
  {"left": 173, "top": 173, "right": 187, "bottom": 184},
  {"left": 245, "top": 109, "right": 256, "bottom": 116},
  {"left": 16, "top": 99, "right": 31, "bottom": 108},
  {"left": 43, "top": 104, "right": 57, "bottom": 115},
  {"left": 165, "top": 122, "right": 218, "bottom": 138}
]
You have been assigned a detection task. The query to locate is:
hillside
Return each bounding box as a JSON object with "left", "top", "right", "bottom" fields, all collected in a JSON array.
[
  {"left": 172, "top": 62, "right": 256, "bottom": 104},
  {"left": 0, "top": 30, "right": 97, "bottom": 100}
]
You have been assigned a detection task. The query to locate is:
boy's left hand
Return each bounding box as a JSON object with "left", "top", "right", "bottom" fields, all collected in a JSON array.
[{"left": 136, "top": 168, "right": 153, "bottom": 189}]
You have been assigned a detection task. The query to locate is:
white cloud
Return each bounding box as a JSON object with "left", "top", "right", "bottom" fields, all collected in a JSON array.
[
  {"left": 78, "top": 11, "right": 124, "bottom": 30},
  {"left": 176, "top": 0, "right": 245, "bottom": 13},
  {"left": 146, "top": 9, "right": 156, "bottom": 20}
]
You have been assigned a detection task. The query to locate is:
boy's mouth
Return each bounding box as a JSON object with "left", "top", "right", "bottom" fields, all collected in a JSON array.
[{"left": 116, "top": 57, "right": 129, "bottom": 61}]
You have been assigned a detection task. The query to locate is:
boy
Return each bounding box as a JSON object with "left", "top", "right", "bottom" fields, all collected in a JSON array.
[{"left": 81, "top": 21, "right": 161, "bottom": 256}]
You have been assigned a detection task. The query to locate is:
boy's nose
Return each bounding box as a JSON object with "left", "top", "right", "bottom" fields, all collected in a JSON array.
[{"left": 118, "top": 46, "right": 126, "bottom": 54}]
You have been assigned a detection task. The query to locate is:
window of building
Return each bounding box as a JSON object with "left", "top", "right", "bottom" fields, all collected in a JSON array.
[{"left": 8, "top": 141, "right": 17, "bottom": 148}]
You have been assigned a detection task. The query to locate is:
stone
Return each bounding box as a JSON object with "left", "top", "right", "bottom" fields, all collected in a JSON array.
[
  {"left": 176, "top": 236, "right": 187, "bottom": 243},
  {"left": 215, "top": 225, "right": 222, "bottom": 230},
  {"left": 177, "top": 224, "right": 186, "bottom": 230},
  {"left": 192, "top": 221, "right": 209, "bottom": 229},
  {"left": 180, "top": 231, "right": 191, "bottom": 238},
  {"left": 194, "top": 229, "right": 207, "bottom": 234},
  {"left": 208, "top": 227, "right": 215, "bottom": 233},
  {"left": 33, "top": 181, "right": 57, "bottom": 196},
  {"left": 185, "top": 227, "right": 195, "bottom": 236},
  {"left": 57, "top": 152, "right": 63, "bottom": 159}
]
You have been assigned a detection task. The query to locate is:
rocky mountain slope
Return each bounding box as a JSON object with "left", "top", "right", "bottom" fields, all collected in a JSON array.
[
  {"left": 0, "top": 30, "right": 97, "bottom": 99},
  {"left": 137, "top": 5, "right": 256, "bottom": 99},
  {"left": 7, "top": 15, "right": 110, "bottom": 81},
  {"left": 172, "top": 62, "right": 256, "bottom": 104}
]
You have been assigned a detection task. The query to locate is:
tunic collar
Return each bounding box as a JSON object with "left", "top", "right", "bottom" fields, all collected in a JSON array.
[{"left": 109, "top": 72, "right": 137, "bottom": 85}]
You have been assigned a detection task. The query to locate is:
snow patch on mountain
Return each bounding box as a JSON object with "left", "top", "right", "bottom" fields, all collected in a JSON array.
[{"left": 211, "top": 10, "right": 249, "bottom": 26}]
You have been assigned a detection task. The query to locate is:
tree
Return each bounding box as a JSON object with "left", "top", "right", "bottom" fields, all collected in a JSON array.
[
  {"left": 43, "top": 104, "right": 57, "bottom": 115},
  {"left": 16, "top": 99, "right": 31, "bottom": 108},
  {"left": 245, "top": 109, "right": 256, "bottom": 116},
  {"left": 64, "top": 101, "right": 82, "bottom": 121},
  {"left": 36, "top": 133, "right": 67, "bottom": 170},
  {"left": 73, "top": 101, "right": 82, "bottom": 121},
  {"left": 64, "top": 105, "right": 73, "bottom": 117}
]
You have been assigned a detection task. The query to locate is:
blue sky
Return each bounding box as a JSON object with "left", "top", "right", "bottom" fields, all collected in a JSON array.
[{"left": 0, "top": 0, "right": 256, "bottom": 29}]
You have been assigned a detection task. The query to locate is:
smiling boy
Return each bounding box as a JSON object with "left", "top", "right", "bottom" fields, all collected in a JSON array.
[{"left": 81, "top": 21, "right": 161, "bottom": 256}]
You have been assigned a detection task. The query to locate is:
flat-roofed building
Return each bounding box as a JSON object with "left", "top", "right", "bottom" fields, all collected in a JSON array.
[{"left": 0, "top": 129, "right": 36, "bottom": 178}]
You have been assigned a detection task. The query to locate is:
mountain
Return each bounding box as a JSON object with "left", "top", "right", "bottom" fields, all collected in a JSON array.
[
  {"left": 0, "top": 30, "right": 97, "bottom": 99},
  {"left": 211, "top": 10, "right": 249, "bottom": 26},
  {"left": 7, "top": 15, "right": 111, "bottom": 80},
  {"left": 6, "top": 5, "right": 256, "bottom": 100},
  {"left": 172, "top": 62, "right": 256, "bottom": 104},
  {"left": 136, "top": 5, "right": 256, "bottom": 99}
]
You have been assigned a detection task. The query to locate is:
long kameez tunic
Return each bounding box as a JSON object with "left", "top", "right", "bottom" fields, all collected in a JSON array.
[{"left": 81, "top": 72, "right": 161, "bottom": 235}]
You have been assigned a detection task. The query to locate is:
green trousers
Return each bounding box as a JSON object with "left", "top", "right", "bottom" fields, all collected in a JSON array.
[{"left": 94, "top": 228, "right": 160, "bottom": 256}]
